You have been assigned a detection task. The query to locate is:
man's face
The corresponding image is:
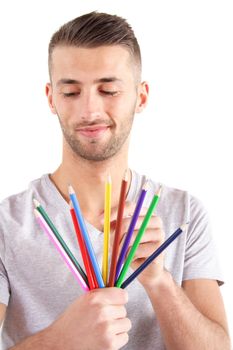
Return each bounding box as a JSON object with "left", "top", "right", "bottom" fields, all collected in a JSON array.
[{"left": 47, "top": 45, "right": 147, "bottom": 161}]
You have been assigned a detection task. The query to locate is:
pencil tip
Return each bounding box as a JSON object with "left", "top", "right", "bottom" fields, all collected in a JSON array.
[
  {"left": 142, "top": 179, "right": 150, "bottom": 191},
  {"left": 156, "top": 185, "right": 163, "bottom": 197},
  {"left": 123, "top": 169, "right": 128, "bottom": 181},
  {"left": 107, "top": 174, "right": 112, "bottom": 183},
  {"left": 68, "top": 184, "right": 74, "bottom": 194},
  {"left": 181, "top": 222, "right": 189, "bottom": 231},
  {"left": 33, "top": 199, "right": 40, "bottom": 207}
]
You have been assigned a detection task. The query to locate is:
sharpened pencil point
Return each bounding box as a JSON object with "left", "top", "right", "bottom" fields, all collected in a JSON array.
[
  {"left": 142, "top": 180, "right": 150, "bottom": 191},
  {"left": 156, "top": 185, "right": 163, "bottom": 197},
  {"left": 180, "top": 222, "right": 189, "bottom": 231},
  {"left": 68, "top": 185, "right": 75, "bottom": 195},
  {"left": 107, "top": 174, "right": 112, "bottom": 183},
  {"left": 123, "top": 169, "right": 128, "bottom": 182},
  {"left": 33, "top": 199, "right": 40, "bottom": 208}
]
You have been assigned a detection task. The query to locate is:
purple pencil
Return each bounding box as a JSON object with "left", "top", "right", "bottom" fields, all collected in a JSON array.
[
  {"left": 115, "top": 181, "right": 149, "bottom": 281},
  {"left": 34, "top": 209, "right": 89, "bottom": 292}
]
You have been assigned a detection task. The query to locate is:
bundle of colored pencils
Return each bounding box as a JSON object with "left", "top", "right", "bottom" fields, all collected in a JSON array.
[{"left": 34, "top": 170, "right": 188, "bottom": 291}]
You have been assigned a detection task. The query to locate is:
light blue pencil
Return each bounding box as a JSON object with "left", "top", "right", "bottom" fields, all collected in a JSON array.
[{"left": 68, "top": 185, "right": 105, "bottom": 288}]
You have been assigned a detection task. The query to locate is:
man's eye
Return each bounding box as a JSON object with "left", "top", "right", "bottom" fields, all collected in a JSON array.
[
  {"left": 63, "top": 92, "right": 80, "bottom": 97},
  {"left": 100, "top": 90, "right": 119, "bottom": 96}
]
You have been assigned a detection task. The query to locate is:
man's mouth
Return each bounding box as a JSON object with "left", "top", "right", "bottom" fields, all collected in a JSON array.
[{"left": 75, "top": 125, "right": 110, "bottom": 138}]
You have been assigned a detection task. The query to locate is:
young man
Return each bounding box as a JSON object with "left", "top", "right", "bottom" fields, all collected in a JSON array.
[{"left": 0, "top": 11, "right": 231, "bottom": 350}]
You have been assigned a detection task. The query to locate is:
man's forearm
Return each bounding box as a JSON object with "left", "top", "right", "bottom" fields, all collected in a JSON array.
[
  {"left": 9, "top": 325, "right": 57, "bottom": 350},
  {"left": 144, "top": 271, "right": 231, "bottom": 350}
]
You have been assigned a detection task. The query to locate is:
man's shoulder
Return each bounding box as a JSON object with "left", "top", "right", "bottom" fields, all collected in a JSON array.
[
  {"left": 133, "top": 170, "right": 206, "bottom": 223},
  {"left": 136, "top": 173, "right": 189, "bottom": 206},
  {"left": 0, "top": 175, "right": 46, "bottom": 226}
]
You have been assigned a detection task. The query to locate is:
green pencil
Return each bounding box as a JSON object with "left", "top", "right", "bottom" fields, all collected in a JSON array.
[
  {"left": 33, "top": 199, "right": 88, "bottom": 286},
  {"left": 115, "top": 186, "right": 162, "bottom": 287}
]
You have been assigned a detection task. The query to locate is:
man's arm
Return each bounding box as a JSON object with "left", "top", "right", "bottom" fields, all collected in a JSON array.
[
  {"left": 144, "top": 273, "right": 231, "bottom": 350},
  {"left": 0, "top": 303, "right": 6, "bottom": 326},
  {"left": 111, "top": 202, "right": 231, "bottom": 349},
  {"left": 9, "top": 288, "right": 131, "bottom": 350}
]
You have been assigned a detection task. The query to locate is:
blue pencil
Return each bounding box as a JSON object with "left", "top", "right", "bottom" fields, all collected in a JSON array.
[
  {"left": 120, "top": 223, "right": 188, "bottom": 289},
  {"left": 68, "top": 185, "right": 105, "bottom": 288}
]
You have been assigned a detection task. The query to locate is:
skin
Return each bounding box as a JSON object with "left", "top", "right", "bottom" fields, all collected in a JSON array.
[
  {"left": 0, "top": 303, "right": 5, "bottom": 326},
  {"left": 1, "top": 44, "right": 230, "bottom": 349}
]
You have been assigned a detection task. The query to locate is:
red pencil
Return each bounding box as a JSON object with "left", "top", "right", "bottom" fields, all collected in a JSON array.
[
  {"left": 70, "top": 203, "right": 96, "bottom": 290},
  {"left": 89, "top": 258, "right": 99, "bottom": 288},
  {"left": 108, "top": 170, "right": 128, "bottom": 287}
]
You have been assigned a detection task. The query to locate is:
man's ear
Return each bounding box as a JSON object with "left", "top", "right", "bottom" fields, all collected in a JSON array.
[
  {"left": 45, "top": 83, "right": 57, "bottom": 115},
  {"left": 135, "top": 81, "right": 149, "bottom": 113}
]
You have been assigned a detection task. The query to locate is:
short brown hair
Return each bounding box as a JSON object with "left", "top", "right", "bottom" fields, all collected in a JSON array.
[{"left": 48, "top": 11, "right": 141, "bottom": 78}]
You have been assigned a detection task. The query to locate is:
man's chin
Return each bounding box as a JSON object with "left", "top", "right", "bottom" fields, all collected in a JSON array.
[
  {"left": 77, "top": 154, "right": 111, "bottom": 162},
  {"left": 74, "top": 146, "right": 120, "bottom": 162}
]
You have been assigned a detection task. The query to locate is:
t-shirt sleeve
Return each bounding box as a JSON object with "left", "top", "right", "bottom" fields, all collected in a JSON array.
[
  {"left": 0, "top": 228, "right": 10, "bottom": 306},
  {"left": 182, "top": 195, "right": 224, "bottom": 285}
]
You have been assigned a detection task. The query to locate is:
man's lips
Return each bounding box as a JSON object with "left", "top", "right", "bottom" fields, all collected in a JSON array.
[{"left": 75, "top": 125, "right": 110, "bottom": 138}]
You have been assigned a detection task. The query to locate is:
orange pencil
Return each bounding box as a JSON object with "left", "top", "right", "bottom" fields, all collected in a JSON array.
[
  {"left": 108, "top": 170, "right": 128, "bottom": 287},
  {"left": 70, "top": 203, "right": 96, "bottom": 290}
]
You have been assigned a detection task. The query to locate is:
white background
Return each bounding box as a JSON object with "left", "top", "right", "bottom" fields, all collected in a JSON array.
[{"left": 0, "top": 0, "right": 232, "bottom": 340}]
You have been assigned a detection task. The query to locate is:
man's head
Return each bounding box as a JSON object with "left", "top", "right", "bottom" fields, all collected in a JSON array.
[
  {"left": 48, "top": 11, "right": 142, "bottom": 83},
  {"left": 46, "top": 12, "right": 148, "bottom": 162}
]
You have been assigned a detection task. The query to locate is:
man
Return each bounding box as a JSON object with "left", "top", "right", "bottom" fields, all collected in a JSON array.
[{"left": 0, "top": 11, "right": 231, "bottom": 350}]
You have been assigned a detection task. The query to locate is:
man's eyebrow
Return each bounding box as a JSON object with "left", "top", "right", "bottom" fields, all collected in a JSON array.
[
  {"left": 56, "top": 77, "right": 123, "bottom": 86},
  {"left": 94, "top": 77, "right": 123, "bottom": 83},
  {"left": 56, "top": 79, "right": 81, "bottom": 86}
]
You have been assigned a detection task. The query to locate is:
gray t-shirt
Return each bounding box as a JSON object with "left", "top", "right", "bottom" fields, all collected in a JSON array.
[{"left": 0, "top": 171, "right": 223, "bottom": 349}]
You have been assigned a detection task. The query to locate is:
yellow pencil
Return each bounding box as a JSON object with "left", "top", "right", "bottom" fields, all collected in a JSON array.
[{"left": 102, "top": 175, "right": 112, "bottom": 285}]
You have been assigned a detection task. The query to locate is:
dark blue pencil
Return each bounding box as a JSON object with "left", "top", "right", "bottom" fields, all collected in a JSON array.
[{"left": 120, "top": 223, "right": 188, "bottom": 289}]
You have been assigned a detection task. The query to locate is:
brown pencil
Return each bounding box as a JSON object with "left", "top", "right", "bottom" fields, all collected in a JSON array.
[{"left": 108, "top": 170, "right": 128, "bottom": 287}]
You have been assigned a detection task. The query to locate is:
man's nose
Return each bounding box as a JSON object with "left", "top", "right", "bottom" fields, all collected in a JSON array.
[{"left": 79, "top": 91, "right": 102, "bottom": 121}]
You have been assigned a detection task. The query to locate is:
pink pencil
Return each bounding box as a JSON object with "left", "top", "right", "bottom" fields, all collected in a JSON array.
[{"left": 34, "top": 209, "right": 89, "bottom": 292}]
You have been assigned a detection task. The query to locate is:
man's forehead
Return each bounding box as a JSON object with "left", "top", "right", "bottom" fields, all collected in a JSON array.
[
  {"left": 51, "top": 45, "right": 134, "bottom": 83},
  {"left": 49, "top": 45, "right": 140, "bottom": 85},
  {"left": 52, "top": 45, "right": 131, "bottom": 64}
]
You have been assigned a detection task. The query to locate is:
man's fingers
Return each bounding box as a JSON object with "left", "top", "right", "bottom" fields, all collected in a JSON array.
[
  {"left": 128, "top": 228, "right": 164, "bottom": 245},
  {"left": 132, "top": 242, "right": 163, "bottom": 260},
  {"left": 88, "top": 287, "right": 128, "bottom": 305},
  {"left": 111, "top": 317, "right": 132, "bottom": 334},
  {"left": 100, "top": 201, "right": 136, "bottom": 225},
  {"left": 96, "top": 305, "right": 127, "bottom": 323}
]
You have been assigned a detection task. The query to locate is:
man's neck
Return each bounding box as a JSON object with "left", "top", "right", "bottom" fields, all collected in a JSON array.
[{"left": 49, "top": 150, "right": 131, "bottom": 230}]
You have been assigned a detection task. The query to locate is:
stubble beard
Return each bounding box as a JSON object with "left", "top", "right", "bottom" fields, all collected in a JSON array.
[{"left": 58, "top": 113, "right": 135, "bottom": 162}]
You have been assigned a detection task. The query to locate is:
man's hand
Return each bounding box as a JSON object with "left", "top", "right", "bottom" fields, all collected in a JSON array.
[
  {"left": 107, "top": 201, "right": 165, "bottom": 288},
  {"left": 50, "top": 288, "right": 131, "bottom": 350}
]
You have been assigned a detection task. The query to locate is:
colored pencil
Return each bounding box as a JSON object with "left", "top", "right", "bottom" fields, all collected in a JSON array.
[
  {"left": 116, "top": 186, "right": 162, "bottom": 287},
  {"left": 34, "top": 209, "right": 89, "bottom": 292},
  {"left": 121, "top": 223, "right": 188, "bottom": 289},
  {"left": 115, "top": 181, "right": 149, "bottom": 281},
  {"left": 68, "top": 185, "right": 105, "bottom": 288},
  {"left": 108, "top": 170, "right": 128, "bottom": 287},
  {"left": 33, "top": 199, "right": 88, "bottom": 286},
  {"left": 102, "top": 175, "right": 112, "bottom": 285},
  {"left": 89, "top": 258, "right": 99, "bottom": 288},
  {"left": 70, "top": 202, "right": 96, "bottom": 290}
]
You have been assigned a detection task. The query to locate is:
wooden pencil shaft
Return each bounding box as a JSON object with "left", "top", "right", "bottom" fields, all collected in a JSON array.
[{"left": 108, "top": 179, "right": 127, "bottom": 287}]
